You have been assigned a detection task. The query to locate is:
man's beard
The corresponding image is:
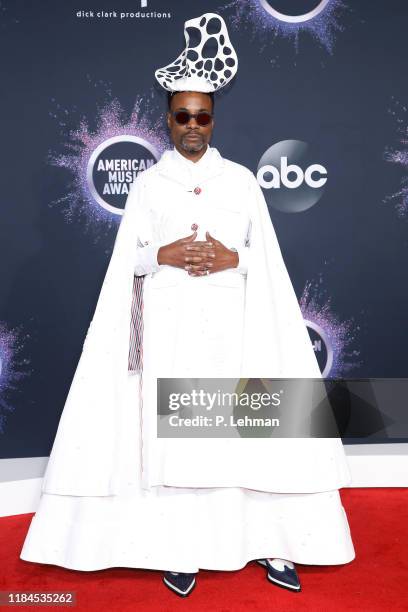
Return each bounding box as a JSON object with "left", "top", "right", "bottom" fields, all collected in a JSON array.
[{"left": 180, "top": 133, "right": 206, "bottom": 153}]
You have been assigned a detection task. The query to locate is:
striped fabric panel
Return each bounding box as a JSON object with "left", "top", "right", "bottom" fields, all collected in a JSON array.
[
  {"left": 129, "top": 275, "right": 145, "bottom": 472},
  {"left": 128, "top": 275, "right": 145, "bottom": 372}
]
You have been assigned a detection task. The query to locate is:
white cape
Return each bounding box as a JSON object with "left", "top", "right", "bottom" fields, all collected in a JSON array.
[{"left": 41, "top": 147, "right": 351, "bottom": 496}]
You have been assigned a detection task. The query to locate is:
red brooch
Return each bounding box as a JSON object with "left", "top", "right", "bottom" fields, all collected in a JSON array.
[{"left": 194, "top": 186, "right": 202, "bottom": 195}]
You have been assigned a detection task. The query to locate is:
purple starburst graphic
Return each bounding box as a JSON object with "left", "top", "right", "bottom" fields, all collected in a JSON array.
[
  {"left": 0, "top": 322, "right": 31, "bottom": 433},
  {"left": 224, "top": 0, "right": 349, "bottom": 54},
  {"left": 384, "top": 98, "right": 408, "bottom": 217},
  {"left": 48, "top": 90, "right": 170, "bottom": 235},
  {"left": 300, "top": 277, "right": 361, "bottom": 377}
]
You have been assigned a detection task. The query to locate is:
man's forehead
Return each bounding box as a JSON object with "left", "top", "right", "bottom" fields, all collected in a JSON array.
[
  {"left": 170, "top": 91, "right": 212, "bottom": 110},
  {"left": 173, "top": 105, "right": 210, "bottom": 112}
]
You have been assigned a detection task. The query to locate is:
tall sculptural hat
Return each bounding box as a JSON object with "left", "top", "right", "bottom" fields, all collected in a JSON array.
[{"left": 155, "top": 12, "right": 238, "bottom": 93}]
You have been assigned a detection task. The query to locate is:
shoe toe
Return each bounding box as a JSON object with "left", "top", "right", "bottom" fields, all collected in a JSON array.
[
  {"left": 263, "top": 559, "right": 301, "bottom": 591},
  {"left": 163, "top": 571, "right": 196, "bottom": 596}
]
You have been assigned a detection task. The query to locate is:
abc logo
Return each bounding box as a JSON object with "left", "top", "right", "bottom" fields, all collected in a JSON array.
[
  {"left": 258, "top": 156, "right": 327, "bottom": 189},
  {"left": 257, "top": 140, "right": 327, "bottom": 213}
]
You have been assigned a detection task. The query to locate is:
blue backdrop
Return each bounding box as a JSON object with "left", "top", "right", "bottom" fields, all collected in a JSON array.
[{"left": 1, "top": 0, "right": 408, "bottom": 457}]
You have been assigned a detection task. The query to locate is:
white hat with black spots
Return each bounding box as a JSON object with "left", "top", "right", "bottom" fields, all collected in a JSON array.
[{"left": 155, "top": 13, "right": 238, "bottom": 93}]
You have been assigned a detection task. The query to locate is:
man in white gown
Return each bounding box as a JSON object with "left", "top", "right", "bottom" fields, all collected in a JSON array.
[{"left": 20, "top": 12, "right": 355, "bottom": 598}]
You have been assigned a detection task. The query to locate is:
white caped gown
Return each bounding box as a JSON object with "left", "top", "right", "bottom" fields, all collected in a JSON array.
[{"left": 20, "top": 146, "right": 355, "bottom": 572}]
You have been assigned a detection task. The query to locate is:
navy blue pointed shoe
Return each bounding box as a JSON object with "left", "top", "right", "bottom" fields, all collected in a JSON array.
[
  {"left": 163, "top": 571, "right": 197, "bottom": 597},
  {"left": 257, "top": 558, "right": 301, "bottom": 592}
]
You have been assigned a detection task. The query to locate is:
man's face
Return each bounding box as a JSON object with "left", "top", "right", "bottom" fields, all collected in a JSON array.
[{"left": 166, "top": 91, "right": 214, "bottom": 155}]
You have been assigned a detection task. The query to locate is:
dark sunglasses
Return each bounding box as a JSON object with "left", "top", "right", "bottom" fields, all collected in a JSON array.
[{"left": 172, "top": 110, "right": 213, "bottom": 127}]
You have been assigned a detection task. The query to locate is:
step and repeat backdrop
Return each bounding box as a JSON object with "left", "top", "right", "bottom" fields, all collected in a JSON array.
[{"left": 1, "top": 0, "right": 408, "bottom": 458}]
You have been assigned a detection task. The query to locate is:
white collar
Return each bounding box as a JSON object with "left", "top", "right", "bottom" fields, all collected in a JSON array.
[
  {"left": 157, "top": 145, "right": 225, "bottom": 186},
  {"left": 172, "top": 145, "right": 213, "bottom": 169}
]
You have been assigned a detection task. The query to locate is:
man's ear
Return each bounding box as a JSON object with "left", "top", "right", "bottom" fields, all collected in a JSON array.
[{"left": 166, "top": 111, "right": 171, "bottom": 130}]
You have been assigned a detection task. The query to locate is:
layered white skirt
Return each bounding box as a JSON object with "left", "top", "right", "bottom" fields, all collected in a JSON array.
[{"left": 20, "top": 375, "right": 355, "bottom": 573}]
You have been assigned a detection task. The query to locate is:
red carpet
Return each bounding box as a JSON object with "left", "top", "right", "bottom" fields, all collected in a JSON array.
[{"left": 0, "top": 488, "right": 407, "bottom": 611}]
